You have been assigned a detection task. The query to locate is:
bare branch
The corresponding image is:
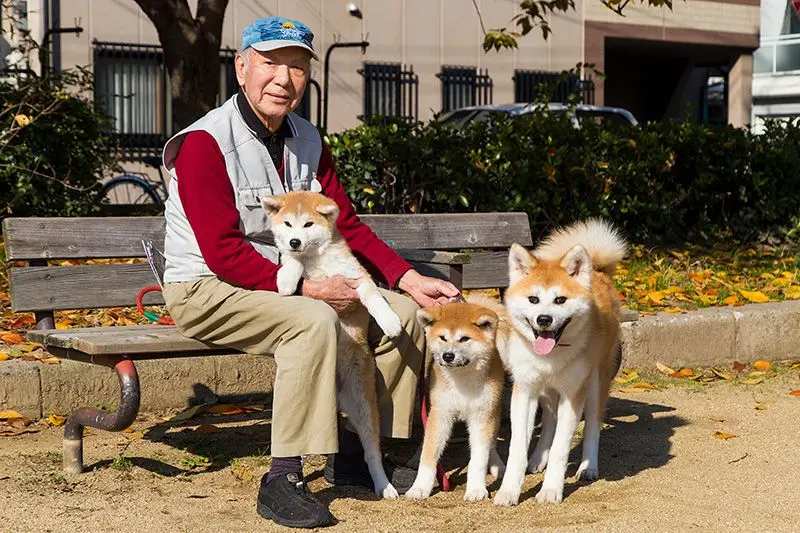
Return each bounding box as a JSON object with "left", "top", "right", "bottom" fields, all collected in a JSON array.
[{"left": 471, "top": 0, "right": 488, "bottom": 35}]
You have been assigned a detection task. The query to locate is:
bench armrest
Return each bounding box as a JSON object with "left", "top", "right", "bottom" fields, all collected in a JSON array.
[{"left": 396, "top": 249, "right": 471, "bottom": 265}]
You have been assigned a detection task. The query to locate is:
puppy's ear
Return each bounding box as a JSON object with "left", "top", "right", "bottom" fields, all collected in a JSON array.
[
  {"left": 474, "top": 312, "right": 498, "bottom": 333},
  {"left": 561, "top": 244, "right": 592, "bottom": 289},
  {"left": 315, "top": 201, "right": 339, "bottom": 220},
  {"left": 262, "top": 196, "right": 284, "bottom": 216},
  {"left": 508, "top": 243, "right": 536, "bottom": 286},
  {"left": 416, "top": 307, "right": 439, "bottom": 332}
]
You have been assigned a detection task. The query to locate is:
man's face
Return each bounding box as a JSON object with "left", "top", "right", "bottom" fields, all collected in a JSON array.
[{"left": 235, "top": 47, "right": 311, "bottom": 127}]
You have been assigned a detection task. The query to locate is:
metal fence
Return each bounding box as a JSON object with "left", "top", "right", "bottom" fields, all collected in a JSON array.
[
  {"left": 358, "top": 62, "right": 419, "bottom": 122},
  {"left": 513, "top": 69, "right": 595, "bottom": 105},
  {"left": 436, "top": 65, "right": 493, "bottom": 112}
]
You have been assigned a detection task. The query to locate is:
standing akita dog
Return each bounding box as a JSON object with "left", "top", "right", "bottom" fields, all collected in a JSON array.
[
  {"left": 407, "top": 294, "right": 507, "bottom": 501},
  {"left": 493, "top": 218, "right": 627, "bottom": 506},
  {"left": 263, "top": 191, "right": 402, "bottom": 499}
]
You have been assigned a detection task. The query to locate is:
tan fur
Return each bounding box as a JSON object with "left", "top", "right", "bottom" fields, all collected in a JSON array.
[
  {"left": 406, "top": 295, "right": 506, "bottom": 501},
  {"left": 494, "top": 218, "right": 626, "bottom": 507}
]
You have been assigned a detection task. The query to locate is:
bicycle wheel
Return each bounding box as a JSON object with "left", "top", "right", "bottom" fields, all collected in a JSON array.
[{"left": 97, "top": 175, "right": 163, "bottom": 215}]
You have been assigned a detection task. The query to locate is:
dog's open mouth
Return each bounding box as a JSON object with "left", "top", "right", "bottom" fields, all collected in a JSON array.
[{"left": 532, "top": 318, "right": 571, "bottom": 356}]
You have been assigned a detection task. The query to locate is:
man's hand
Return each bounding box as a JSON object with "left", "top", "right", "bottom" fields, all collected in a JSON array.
[
  {"left": 398, "top": 269, "right": 461, "bottom": 307},
  {"left": 301, "top": 276, "right": 361, "bottom": 315}
]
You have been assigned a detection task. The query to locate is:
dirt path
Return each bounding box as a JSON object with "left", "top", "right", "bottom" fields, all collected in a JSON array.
[{"left": 1, "top": 374, "right": 799, "bottom": 533}]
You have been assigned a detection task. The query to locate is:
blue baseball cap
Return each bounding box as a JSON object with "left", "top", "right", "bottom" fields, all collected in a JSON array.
[{"left": 241, "top": 17, "right": 318, "bottom": 61}]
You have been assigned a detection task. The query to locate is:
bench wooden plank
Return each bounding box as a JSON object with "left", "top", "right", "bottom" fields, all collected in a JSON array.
[
  {"left": 462, "top": 251, "right": 510, "bottom": 289},
  {"left": 3, "top": 213, "right": 532, "bottom": 260},
  {"left": 26, "top": 324, "right": 170, "bottom": 344},
  {"left": 395, "top": 249, "right": 471, "bottom": 265},
  {"left": 29, "top": 325, "right": 220, "bottom": 355}
]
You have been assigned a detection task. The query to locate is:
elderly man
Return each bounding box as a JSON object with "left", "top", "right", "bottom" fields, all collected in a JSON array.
[{"left": 160, "top": 16, "right": 459, "bottom": 529}]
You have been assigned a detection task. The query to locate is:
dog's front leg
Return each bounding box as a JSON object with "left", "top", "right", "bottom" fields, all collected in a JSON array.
[
  {"left": 464, "top": 416, "right": 496, "bottom": 501},
  {"left": 355, "top": 279, "right": 402, "bottom": 338},
  {"left": 535, "top": 389, "right": 586, "bottom": 504},
  {"left": 276, "top": 256, "right": 304, "bottom": 296},
  {"left": 576, "top": 369, "right": 602, "bottom": 481},
  {"left": 528, "top": 390, "right": 558, "bottom": 473},
  {"left": 494, "top": 383, "right": 538, "bottom": 506},
  {"left": 406, "top": 407, "right": 454, "bottom": 500}
]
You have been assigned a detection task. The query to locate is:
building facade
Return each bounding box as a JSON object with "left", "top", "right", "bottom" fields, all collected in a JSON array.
[{"left": 2, "top": 0, "right": 759, "bottom": 157}]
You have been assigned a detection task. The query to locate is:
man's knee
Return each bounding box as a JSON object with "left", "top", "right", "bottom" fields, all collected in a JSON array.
[
  {"left": 297, "top": 299, "right": 340, "bottom": 337},
  {"left": 393, "top": 294, "right": 421, "bottom": 333}
]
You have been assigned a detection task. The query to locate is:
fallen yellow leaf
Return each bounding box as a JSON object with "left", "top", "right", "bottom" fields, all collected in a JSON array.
[
  {"left": 631, "top": 381, "right": 658, "bottom": 390},
  {"left": 754, "top": 402, "right": 768, "bottom": 410},
  {"left": 790, "top": 390, "right": 800, "bottom": 397},
  {"left": 0, "top": 332, "right": 25, "bottom": 344},
  {"left": 613, "top": 371, "right": 639, "bottom": 384},
  {"left": 711, "top": 369, "right": 734, "bottom": 380},
  {"left": 0, "top": 353, "right": 9, "bottom": 361},
  {"left": 40, "top": 357, "right": 60, "bottom": 365},
  {"left": 786, "top": 287, "right": 800, "bottom": 300},
  {"left": 740, "top": 290, "right": 769, "bottom": 303},
  {"left": 713, "top": 431, "right": 737, "bottom": 440},
  {"left": 656, "top": 362, "right": 676, "bottom": 375},
  {"left": 0, "top": 410, "right": 26, "bottom": 420},
  {"left": 723, "top": 295, "right": 739, "bottom": 305},
  {"left": 48, "top": 414, "right": 65, "bottom": 426},
  {"left": 123, "top": 431, "right": 144, "bottom": 440},
  {"left": 741, "top": 377, "right": 764, "bottom": 385},
  {"left": 617, "top": 386, "right": 652, "bottom": 393},
  {"left": 167, "top": 404, "right": 206, "bottom": 422},
  {"left": 753, "top": 360, "right": 772, "bottom": 371},
  {"left": 647, "top": 291, "right": 664, "bottom": 304},
  {"left": 672, "top": 368, "right": 694, "bottom": 378}
]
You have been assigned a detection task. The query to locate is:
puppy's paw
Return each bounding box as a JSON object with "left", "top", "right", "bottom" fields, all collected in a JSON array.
[
  {"left": 535, "top": 486, "right": 563, "bottom": 504},
  {"left": 378, "top": 483, "right": 399, "bottom": 499},
  {"left": 404, "top": 485, "right": 431, "bottom": 500},
  {"left": 576, "top": 461, "right": 599, "bottom": 482},
  {"left": 493, "top": 487, "right": 520, "bottom": 507},
  {"left": 377, "top": 311, "right": 403, "bottom": 338},
  {"left": 527, "top": 450, "right": 549, "bottom": 474},
  {"left": 276, "top": 263, "right": 303, "bottom": 296},
  {"left": 489, "top": 461, "right": 505, "bottom": 479},
  {"left": 464, "top": 486, "right": 489, "bottom": 502}
]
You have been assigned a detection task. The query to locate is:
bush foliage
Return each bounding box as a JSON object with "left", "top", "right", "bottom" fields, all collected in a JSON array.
[{"left": 327, "top": 113, "right": 800, "bottom": 244}]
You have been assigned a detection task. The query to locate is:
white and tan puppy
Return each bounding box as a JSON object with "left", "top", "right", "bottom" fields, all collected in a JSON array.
[
  {"left": 493, "top": 218, "right": 626, "bottom": 506},
  {"left": 263, "top": 191, "right": 401, "bottom": 499},
  {"left": 406, "top": 294, "right": 506, "bottom": 501}
]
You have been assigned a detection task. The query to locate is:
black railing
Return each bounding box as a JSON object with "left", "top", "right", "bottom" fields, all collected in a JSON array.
[
  {"left": 513, "top": 69, "right": 595, "bottom": 105},
  {"left": 437, "top": 65, "right": 493, "bottom": 112},
  {"left": 358, "top": 62, "right": 419, "bottom": 122}
]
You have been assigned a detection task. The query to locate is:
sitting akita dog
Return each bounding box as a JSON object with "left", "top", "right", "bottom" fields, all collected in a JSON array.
[
  {"left": 263, "top": 190, "right": 402, "bottom": 499},
  {"left": 493, "top": 218, "right": 627, "bottom": 506},
  {"left": 406, "top": 294, "right": 506, "bottom": 501}
]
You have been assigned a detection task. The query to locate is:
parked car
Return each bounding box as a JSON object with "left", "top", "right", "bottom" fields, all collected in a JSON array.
[{"left": 437, "top": 103, "right": 639, "bottom": 129}]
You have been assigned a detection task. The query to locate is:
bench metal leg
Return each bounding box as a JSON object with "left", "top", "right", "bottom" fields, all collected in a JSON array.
[{"left": 63, "top": 358, "right": 140, "bottom": 474}]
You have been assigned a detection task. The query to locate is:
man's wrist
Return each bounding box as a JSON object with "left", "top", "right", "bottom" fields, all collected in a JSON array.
[{"left": 397, "top": 269, "right": 421, "bottom": 292}]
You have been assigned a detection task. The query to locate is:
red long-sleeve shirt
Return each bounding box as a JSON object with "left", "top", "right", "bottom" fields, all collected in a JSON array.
[{"left": 172, "top": 130, "right": 412, "bottom": 292}]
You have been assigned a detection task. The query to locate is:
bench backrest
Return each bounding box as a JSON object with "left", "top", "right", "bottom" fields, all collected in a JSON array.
[{"left": 3, "top": 214, "right": 532, "bottom": 314}]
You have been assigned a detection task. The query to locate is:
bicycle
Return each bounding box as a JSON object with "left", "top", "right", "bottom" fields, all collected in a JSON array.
[{"left": 97, "top": 156, "right": 167, "bottom": 215}]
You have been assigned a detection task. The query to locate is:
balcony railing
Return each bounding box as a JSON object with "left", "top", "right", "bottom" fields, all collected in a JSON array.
[{"left": 753, "top": 35, "right": 800, "bottom": 74}]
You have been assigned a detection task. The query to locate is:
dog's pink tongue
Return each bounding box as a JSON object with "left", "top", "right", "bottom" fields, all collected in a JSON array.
[{"left": 534, "top": 336, "right": 557, "bottom": 356}]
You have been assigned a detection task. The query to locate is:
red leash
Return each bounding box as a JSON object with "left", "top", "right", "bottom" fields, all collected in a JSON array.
[
  {"left": 135, "top": 285, "right": 174, "bottom": 325},
  {"left": 417, "top": 360, "right": 451, "bottom": 492}
]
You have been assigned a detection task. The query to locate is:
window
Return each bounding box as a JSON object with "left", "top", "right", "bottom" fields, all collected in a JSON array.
[
  {"left": 436, "top": 65, "right": 492, "bottom": 112},
  {"left": 513, "top": 69, "right": 590, "bottom": 104},
  {"left": 358, "top": 62, "right": 419, "bottom": 122}
]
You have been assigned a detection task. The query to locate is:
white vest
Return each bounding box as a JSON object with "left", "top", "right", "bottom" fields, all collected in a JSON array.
[{"left": 161, "top": 95, "right": 323, "bottom": 284}]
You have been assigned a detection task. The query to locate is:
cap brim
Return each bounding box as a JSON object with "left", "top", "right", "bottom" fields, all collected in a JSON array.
[{"left": 250, "top": 40, "right": 319, "bottom": 61}]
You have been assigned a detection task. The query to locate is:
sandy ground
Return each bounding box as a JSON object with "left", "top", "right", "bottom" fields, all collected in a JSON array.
[{"left": 1, "top": 374, "right": 799, "bottom": 533}]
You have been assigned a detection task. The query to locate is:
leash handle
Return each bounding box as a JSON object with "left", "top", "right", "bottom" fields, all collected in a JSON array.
[{"left": 136, "top": 285, "right": 175, "bottom": 325}]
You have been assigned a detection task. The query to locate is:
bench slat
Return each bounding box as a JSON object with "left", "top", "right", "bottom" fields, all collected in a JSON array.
[
  {"left": 28, "top": 325, "right": 220, "bottom": 355},
  {"left": 462, "top": 251, "right": 510, "bottom": 289},
  {"left": 3, "top": 213, "right": 532, "bottom": 260}
]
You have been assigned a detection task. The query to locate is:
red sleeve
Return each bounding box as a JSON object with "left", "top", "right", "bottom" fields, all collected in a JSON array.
[
  {"left": 318, "top": 144, "right": 413, "bottom": 288},
  {"left": 174, "top": 131, "right": 282, "bottom": 292}
]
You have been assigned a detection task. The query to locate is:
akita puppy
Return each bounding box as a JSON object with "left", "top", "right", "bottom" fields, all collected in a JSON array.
[
  {"left": 406, "top": 294, "right": 506, "bottom": 501},
  {"left": 493, "top": 218, "right": 627, "bottom": 506},
  {"left": 263, "top": 191, "right": 402, "bottom": 499}
]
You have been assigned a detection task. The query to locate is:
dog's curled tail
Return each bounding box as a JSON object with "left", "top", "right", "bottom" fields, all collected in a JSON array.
[{"left": 534, "top": 218, "right": 627, "bottom": 277}]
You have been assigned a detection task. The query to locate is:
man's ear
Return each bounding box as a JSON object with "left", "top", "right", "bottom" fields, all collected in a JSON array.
[{"left": 262, "top": 196, "right": 284, "bottom": 216}]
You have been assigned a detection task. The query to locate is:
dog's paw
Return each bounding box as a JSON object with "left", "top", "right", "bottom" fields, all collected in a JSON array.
[
  {"left": 464, "top": 486, "right": 489, "bottom": 502},
  {"left": 377, "top": 312, "right": 403, "bottom": 338},
  {"left": 489, "top": 461, "right": 505, "bottom": 479},
  {"left": 493, "top": 487, "right": 520, "bottom": 507},
  {"left": 404, "top": 485, "right": 431, "bottom": 500},
  {"left": 276, "top": 263, "right": 303, "bottom": 296},
  {"left": 576, "top": 461, "right": 599, "bottom": 482},
  {"left": 378, "top": 483, "right": 399, "bottom": 499},
  {"left": 527, "top": 451, "right": 549, "bottom": 474},
  {"left": 535, "top": 486, "right": 563, "bottom": 504}
]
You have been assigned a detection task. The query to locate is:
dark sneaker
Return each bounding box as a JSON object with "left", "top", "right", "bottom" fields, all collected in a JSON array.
[
  {"left": 324, "top": 452, "right": 418, "bottom": 494},
  {"left": 257, "top": 472, "right": 335, "bottom": 529}
]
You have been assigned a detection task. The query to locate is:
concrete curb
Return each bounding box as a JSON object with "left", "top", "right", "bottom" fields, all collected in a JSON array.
[{"left": 2, "top": 301, "right": 799, "bottom": 419}]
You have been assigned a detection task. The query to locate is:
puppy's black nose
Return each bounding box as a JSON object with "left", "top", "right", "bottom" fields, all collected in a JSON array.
[
  {"left": 536, "top": 315, "right": 553, "bottom": 327},
  {"left": 442, "top": 352, "right": 455, "bottom": 363},
  {"left": 289, "top": 238, "right": 301, "bottom": 249}
]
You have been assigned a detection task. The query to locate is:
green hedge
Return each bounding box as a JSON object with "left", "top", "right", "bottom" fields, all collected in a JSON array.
[{"left": 327, "top": 114, "right": 800, "bottom": 244}]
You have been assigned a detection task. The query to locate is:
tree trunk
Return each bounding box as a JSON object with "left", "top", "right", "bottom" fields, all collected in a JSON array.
[{"left": 133, "top": 0, "right": 229, "bottom": 132}]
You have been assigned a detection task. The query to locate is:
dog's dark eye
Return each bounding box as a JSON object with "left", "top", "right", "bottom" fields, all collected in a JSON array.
[
  {"left": 459, "top": 336, "right": 470, "bottom": 343},
  {"left": 554, "top": 296, "right": 567, "bottom": 305},
  {"left": 439, "top": 335, "right": 447, "bottom": 342},
  {"left": 304, "top": 222, "right": 313, "bottom": 228},
  {"left": 284, "top": 221, "right": 292, "bottom": 228},
  {"left": 528, "top": 296, "right": 539, "bottom": 304}
]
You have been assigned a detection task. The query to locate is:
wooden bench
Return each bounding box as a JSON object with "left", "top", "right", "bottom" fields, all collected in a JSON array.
[{"left": 4, "top": 213, "right": 563, "bottom": 473}]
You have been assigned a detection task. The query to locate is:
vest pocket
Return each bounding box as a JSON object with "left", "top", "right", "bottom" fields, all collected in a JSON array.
[{"left": 237, "top": 187, "right": 274, "bottom": 238}]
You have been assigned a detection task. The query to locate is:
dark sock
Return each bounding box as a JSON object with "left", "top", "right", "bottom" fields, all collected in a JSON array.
[{"left": 267, "top": 456, "right": 303, "bottom": 483}]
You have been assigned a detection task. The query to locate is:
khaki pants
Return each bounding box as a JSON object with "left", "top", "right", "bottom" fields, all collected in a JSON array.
[{"left": 162, "top": 276, "right": 424, "bottom": 457}]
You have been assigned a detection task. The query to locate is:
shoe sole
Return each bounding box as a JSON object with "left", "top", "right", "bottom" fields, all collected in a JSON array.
[{"left": 257, "top": 500, "right": 333, "bottom": 529}]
